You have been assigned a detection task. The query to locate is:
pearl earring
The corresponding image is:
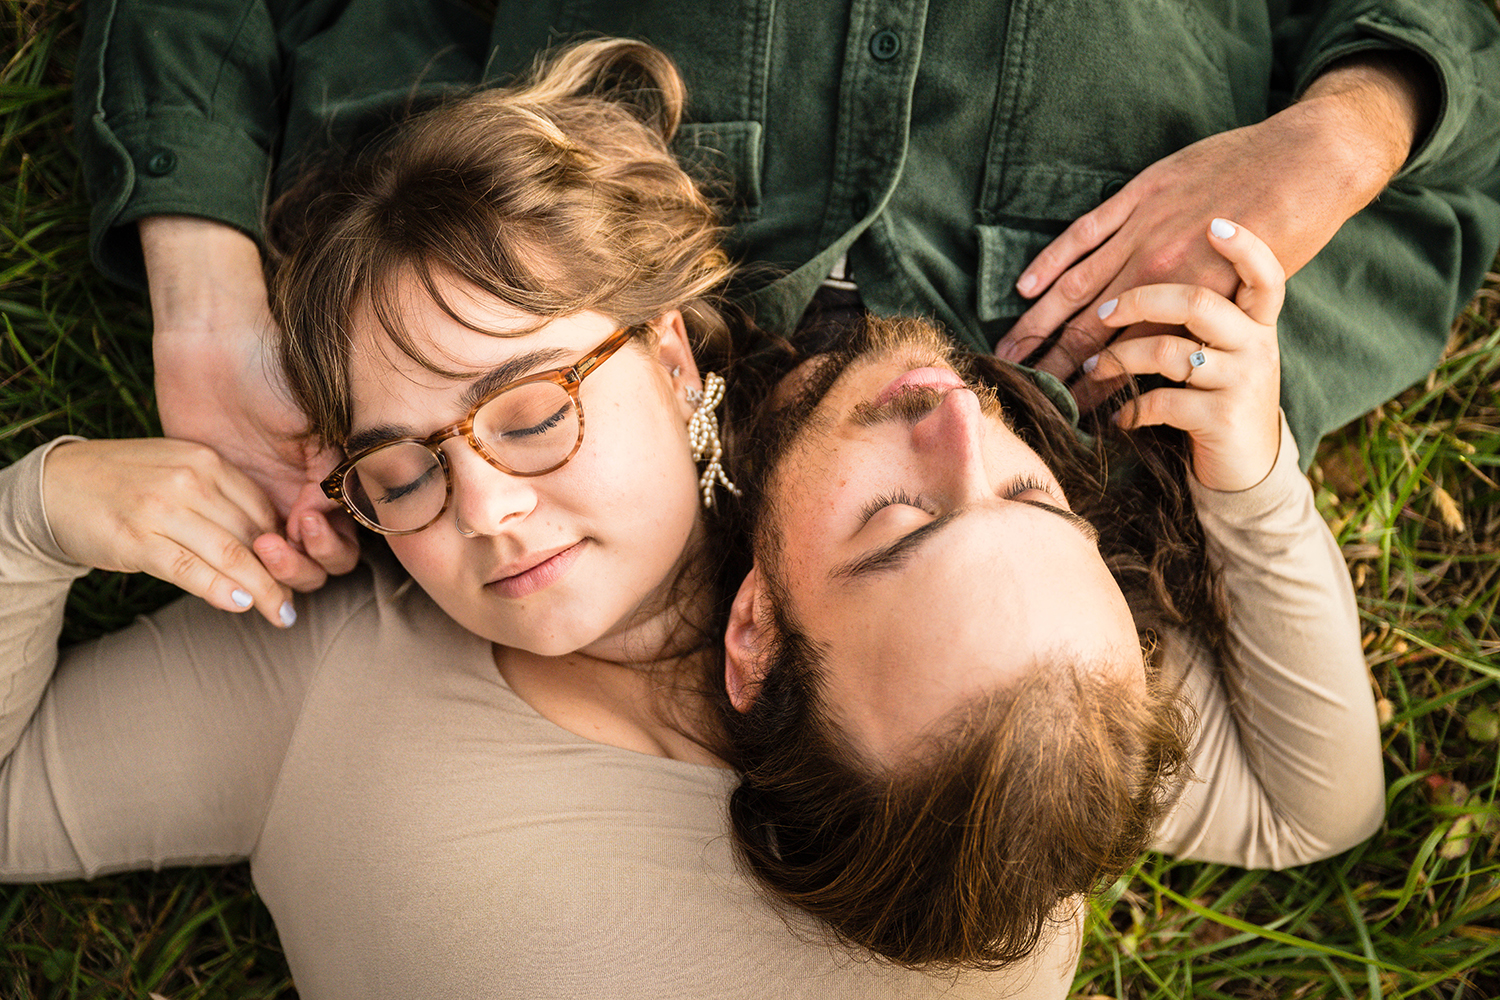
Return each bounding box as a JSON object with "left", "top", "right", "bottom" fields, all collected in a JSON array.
[{"left": 687, "top": 372, "right": 740, "bottom": 509}]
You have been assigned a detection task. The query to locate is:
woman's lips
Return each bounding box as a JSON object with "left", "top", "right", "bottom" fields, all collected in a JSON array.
[
  {"left": 871, "top": 366, "right": 967, "bottom": 409},
  {"left": 488, "top": 541, "right": 585, "bottom": 600}
]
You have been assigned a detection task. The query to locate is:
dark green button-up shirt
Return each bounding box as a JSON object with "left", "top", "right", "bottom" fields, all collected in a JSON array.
[{"left": 75, "top": 0, "right": 1500, "bottom": 455}]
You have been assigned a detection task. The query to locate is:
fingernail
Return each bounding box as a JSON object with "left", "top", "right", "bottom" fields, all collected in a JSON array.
[
  {"left": 1016, "top": 272, "right": 1037, "bottom": 296},
  {"left": 1082, "top": 355, "right": 1099, "bottom": 374},
  {"left": 301, "top": 514, "right": 323, "bottom": 538},
  {"left": 1110, "top": 410, "right": 1122, "bottom": 426},
  {"left": 231, "top": 589, "right": 253, "bottom": 608},
  {"left": 1097, "top": 298, "right": 1117, "bottom": 320},
  {"left": 1210, "top": 218, "right": 1236, "bottom": 239},
  {"left": 279, "top": 601, "right": 297, "bottom": 628}
]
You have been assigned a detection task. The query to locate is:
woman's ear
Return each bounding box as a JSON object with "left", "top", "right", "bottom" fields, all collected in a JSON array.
[
  {"left": 724, "top": 564, "right": 772, "bottom": 713},
  {"left": 651, "top": 310, "right": 702, "bottom": 421}
]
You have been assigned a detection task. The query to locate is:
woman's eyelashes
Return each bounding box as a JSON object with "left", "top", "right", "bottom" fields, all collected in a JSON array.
[{"left": 859, "top": 474, "right": 1059, "bottom": 525}]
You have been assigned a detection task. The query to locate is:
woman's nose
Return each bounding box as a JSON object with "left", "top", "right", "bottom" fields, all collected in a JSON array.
[
  {"left": 911, "top": 389, "right": 991, "bottom": 502},
  {"left": 445, "top": 441, "right": 539, "bottom": 535}
]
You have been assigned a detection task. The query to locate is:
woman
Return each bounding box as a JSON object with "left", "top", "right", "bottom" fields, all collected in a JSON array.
[{"left": 1, "top": 38, "right": 1369, "bottom": 1000}]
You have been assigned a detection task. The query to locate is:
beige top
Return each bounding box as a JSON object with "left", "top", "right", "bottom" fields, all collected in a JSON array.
[{"left": 0, "top": 418, "right": 1381, "bottom": 1000}]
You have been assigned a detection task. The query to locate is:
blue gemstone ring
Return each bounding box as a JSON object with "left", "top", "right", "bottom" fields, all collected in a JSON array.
[{"left": 1186, "top": 349, "right": 1208, "bottom": 383}]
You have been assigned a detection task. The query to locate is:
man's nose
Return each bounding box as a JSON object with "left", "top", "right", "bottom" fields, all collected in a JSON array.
[
  {"left": 911, "top": 389, "right": 991, "bottom": 502},
  {"left": 445, "top": 440, "right": 539, "bottom": 535}
]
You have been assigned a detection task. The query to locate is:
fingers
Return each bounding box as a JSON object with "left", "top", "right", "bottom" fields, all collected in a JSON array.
[
  {"left": 139, "top": 513, "right": 295, "bottom": 628},
  {"left": 279, "top": 480, "right": 362, "bottom": 585},
  {"left": 1112, "top": 386, "right": 1212, "bottom": 435},
  {"left": 1204, "top": 218, "right": 1286, "bottom": 325},
  {"left": 253, "top": 533, "right": 328, "bottom": 594},
  {"left": 298, "top": 511, "right": 362, "bottom": 577},
  {"left": 1083, "top": 335, "right": 1226, "bottom": 388},
  {"left": 1015, "top": 187, "right": 1135, "bottom": 300},
  {"left": 997, "top": 254, "right": 1125, "bottom": 369},
  {"left": 41, "top": 438, "right": 300, "bottom": 628},
  {"left": 1093, "top": 284, "right": 1256, "bottom": 351}
]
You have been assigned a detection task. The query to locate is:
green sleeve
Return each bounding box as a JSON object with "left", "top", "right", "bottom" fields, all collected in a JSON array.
[
  {"left": 73, "top": 0, "right": 488, "bottom": 292},
  {"left": 1272, "top": 0, "right": 1500, "bottom": 187},
  {"left": 73, "top": 0, "right": 324, "bottom": 290},
  {"left": 1268, "top": 1, "right": 1500, "bottom": 459}
]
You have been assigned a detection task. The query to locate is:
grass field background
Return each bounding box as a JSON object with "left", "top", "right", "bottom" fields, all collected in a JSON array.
[{"left": 3, "top": 1, "right": 1498, "bottom": 996}]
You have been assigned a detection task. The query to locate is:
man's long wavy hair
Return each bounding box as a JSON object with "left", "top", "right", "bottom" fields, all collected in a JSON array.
[
  {"left": 709, "top": 314, "right": 1221, "bottom": 970},
  {"left": 265, "top": 37, "right": 734, "bottom": 445}
]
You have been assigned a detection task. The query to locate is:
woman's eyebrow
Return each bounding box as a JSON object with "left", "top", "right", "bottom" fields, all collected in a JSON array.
[
  {"left": 458, "top": 347, "right": 575, "bottom": 410},
  {"left": 831, "top": 499, "right": 1099, "bottom": 582},
  {"left": 344, "top": 347, "right": 577, "bottom": 452}
]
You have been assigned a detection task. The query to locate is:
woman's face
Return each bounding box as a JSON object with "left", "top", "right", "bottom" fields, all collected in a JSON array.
[{"left": 345, "top": 271, "right": 703, "bottom": 659}]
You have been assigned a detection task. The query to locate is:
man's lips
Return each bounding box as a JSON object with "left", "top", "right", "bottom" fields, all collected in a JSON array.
[
  {"left": 487, "top": 541, "right": 585, "bottom": 600},
  {"left": 871, "top": 366, "right": 966, "bottom": 409}
]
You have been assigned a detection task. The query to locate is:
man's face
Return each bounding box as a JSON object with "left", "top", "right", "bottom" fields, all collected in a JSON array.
[{"left": 750, "top": 322, "right": 1144, "bottom": 764}]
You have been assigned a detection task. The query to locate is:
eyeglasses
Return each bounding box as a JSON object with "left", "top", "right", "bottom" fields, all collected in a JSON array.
[{"left": 322, "top": 327, "right": 636, "bottom": 534}]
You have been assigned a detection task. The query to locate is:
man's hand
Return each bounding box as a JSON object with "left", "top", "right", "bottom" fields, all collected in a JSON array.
[
  {"left": 994, "top": 52, "right": 1434, "bottom": 382},
  {"left": 140, "top": 216, "right": 359, "bottom": 590}
]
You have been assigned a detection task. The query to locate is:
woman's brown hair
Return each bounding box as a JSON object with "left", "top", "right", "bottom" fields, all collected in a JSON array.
[
  {"left": 710, "top": 313, "right": 1216, "bottom": 970},
  {"left": 266, "top": 37, "right": 734, "bottom": 446}
]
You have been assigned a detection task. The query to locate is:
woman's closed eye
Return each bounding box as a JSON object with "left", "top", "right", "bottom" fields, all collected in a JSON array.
[
  {"left": 501, "top": 402, "right": 572, "bottom": 439},
  {"left": 376, "top": 464, "right": 442, "bottom": 505}
]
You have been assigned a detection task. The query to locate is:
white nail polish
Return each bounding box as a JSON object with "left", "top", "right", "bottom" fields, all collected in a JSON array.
[
  {"left": 231, "top": 589, "right": 253, "bottom": 608},
  {"left": 1097, "top": 298, "right": 1118, "bottom": 320},
  {"left": 1082, "top": 355, "right": 1099, "bottom": 374},
  {"left": 279, "top": 602, "right": 297, "bottom": 628},
  {"left": 1210, "top": 218, "right": 1236, "bottom": 239}
]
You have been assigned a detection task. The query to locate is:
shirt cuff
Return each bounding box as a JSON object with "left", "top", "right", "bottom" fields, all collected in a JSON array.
[
  {"left": 81, "top": 111, "right": 271, "bottom": 291},
  {"left": 1186, "top": 411, "right": 1304, "bottom": 524},
  {"left": 0, "top": 438, "right": 94, "bottom": 579}
]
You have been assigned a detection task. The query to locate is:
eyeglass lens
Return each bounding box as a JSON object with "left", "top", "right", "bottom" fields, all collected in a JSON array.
[{"left": 343, "top": 381, "right": 580, "bottom": 531}]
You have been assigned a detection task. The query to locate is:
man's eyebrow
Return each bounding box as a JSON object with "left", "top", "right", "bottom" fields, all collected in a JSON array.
[
  {"left": 344, "top": 346, "right": 574, "bottom": 453},
  {"left": 831, "top": 511, "right": 963, "bottom": 580},
  {"left": 830, "top": 499, "right": 1099, "bottom": 581},
  {"left": 1015, "top": 498, "right": 1101, "bottom": 545}
]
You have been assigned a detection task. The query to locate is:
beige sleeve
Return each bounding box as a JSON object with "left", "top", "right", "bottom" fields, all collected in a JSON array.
[
  {"left": 1149, "top": 414, "right": 1383, "bottom": 869},
  {"left": 0, "top": 441, "right": 362, "bottom": 879}
]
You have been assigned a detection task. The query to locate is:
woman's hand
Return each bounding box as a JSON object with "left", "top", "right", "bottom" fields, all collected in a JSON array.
[
  {"left": 1078, "top": 219, "right": 1284, "bottom": 492},
  {"left": 41, "top": 438, "right": 317, "bottom": 627}
]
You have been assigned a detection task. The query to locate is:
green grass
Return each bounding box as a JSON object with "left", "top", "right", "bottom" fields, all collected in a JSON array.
[{"left": 3, "top": 1, "right": 1499, "bottom": 997}]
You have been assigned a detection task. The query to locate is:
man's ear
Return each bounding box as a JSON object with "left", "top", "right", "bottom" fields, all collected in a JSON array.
[{"left": 724, "top": 564, "right": 773, "bottom": 713}]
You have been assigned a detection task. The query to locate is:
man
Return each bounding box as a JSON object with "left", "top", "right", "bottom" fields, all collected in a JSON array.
[
  {"left": 74, "top": 1, "right": 1500, "bottom": 585},
  {"left": 709, "top": 243, "right": 1381, "bottom": 968}
]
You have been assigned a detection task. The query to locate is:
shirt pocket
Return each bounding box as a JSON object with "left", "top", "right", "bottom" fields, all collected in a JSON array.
[
  {"left": 976, "top": 0, "right": 1267, "bottom": 324},
  {"left": 674, "top": 121, "right": 764, "bottom": 225}
]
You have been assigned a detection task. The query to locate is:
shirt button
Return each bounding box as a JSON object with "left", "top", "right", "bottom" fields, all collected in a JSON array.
[
  {"left": 869, "top": 30, "right": 901, "bottom": 61},
  {"left": 1100, "top": 177, "right": 1126, "bottom": 199},
  {"left": 852, "top": 192, "right": 871, "bottom": 217},
  {"left": 144, "top": 149, "right": 177, "bottom": 176}
]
